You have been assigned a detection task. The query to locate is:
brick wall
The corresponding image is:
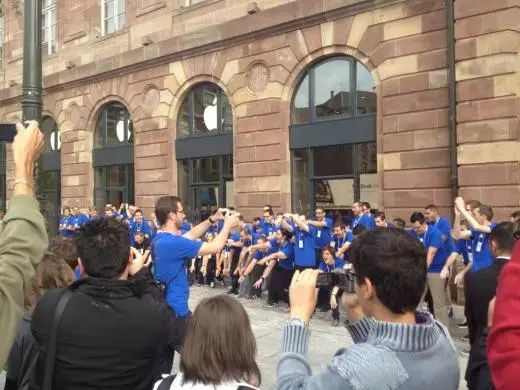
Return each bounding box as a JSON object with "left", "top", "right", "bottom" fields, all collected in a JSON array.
[{"left": 454, "top": 0, "right": 520, "bottom": 221}]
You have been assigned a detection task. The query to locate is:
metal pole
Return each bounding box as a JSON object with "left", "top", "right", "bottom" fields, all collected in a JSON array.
[
  {"left": 446, "top": 0, "right": 458, "bottom": 200},
  {"left": 21, "top": 0, "right": 43, "bottom": 194}
]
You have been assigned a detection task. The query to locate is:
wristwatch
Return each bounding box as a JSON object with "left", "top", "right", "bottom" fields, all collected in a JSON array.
[{"left": 288, "top": 317, "right": 307, "bottom": 327}]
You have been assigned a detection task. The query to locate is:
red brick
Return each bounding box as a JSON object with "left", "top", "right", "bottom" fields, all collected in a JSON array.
[
  {"left": 400, "top": 148, "right": 450, "bottom": 169},
  {"left": 454, "top": 0, "right": 510, "bottom": 19},
  {"left": 62, "top": 162, "right": 88, "bottom": 176},
  {"left": 421, "top": 10, "right": 447, "bottom": 32},
  {"left": 455, "top": 8, "right": 520, "bottom": 39},
  {"left": 382, "top": 88, "right": 448, "bottom": 115},
  {"left": 301, "top": 25, "right": 322, "bottom": 54},
  {"left": 235, "top": 129, "right": 285, "bottom": 148},
  {"left": 135, "top": 142, "right": 169, "bottom": 158},
  {"left": 358, "top": 24, "right": 383, "bottom": 56},
  {"left": 136, "top": 155, "right": 168, "bottom": 170},
  {"left": 384, "top": 168, "right": 451, "bottom": 189},
  {"left": 286, "top": 30, "right": 309, "bottom": 61},
  {"left": 414, "top": 127, "right": 449, "bottom": 149},
  {"left": 459, "top": 162, "right": 520, "bottom": 187},
  {"left": 396, "top": 108, "right": 448, "bottom": 131},
  {"left": 62, "top": 186, "right": 88, "bottom": 198},
  {"left": 455, "top": 39, "right": 477, "bottom": 61},
  {"left": 417, "top": 49, "right": 447, "bottom": 71},
  {"left": 236, "top": 113, "right": 282, "bottom": 133},
  {"left": 246, "top": 193, "right": 271, "bottom": 207},
  {"left": 236, "top": 99, "right": 281, "bottom": 118},
  {"left": 383, "top": 132, "right": 414, "bottom": 152},
  {"left": 395, "top": 30, "right": 446, "bottom": 56},
  {"left": 384, "top": 189, "right": 437, "bottom": 208},
  {"left": 404, "top": 0, "right": 446, "bottom": 17},
  {"left": 135, "top": 169, "right": 170, "bottom": 183},
  {"left": 399, "top": 73, "right": 430, "bottom": 95},
  {"left": 135, "top": 181, "right": 169, "bottom": 196},
  {"left": 332, "top": 17, "right": 354, "bottom": 46},
  {"left": 236, "top": 161, "right": 284, "bottom": 177},
  {"left": 456, "top": 77, "right": 494, "bottom": 102},
  {"left": 480, "top": 186, "right": 520, "bottom": 207},
  {"left": 382, "top": 116, "right": 398, "bottom": 133},
  {"left": 382, "top": 79, "right": 400, "bottom": 97},
  {"left": 457, "top": 97, "right": 517, "bottom": 123},
  {"left": 370, "top": 41, "right": 396, "bottom": 67},
  {"left": 457, "top": 118, "right": 519, "bottom": 143}
]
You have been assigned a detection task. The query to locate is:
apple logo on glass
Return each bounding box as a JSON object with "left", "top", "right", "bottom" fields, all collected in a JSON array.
[
  {"left": 50, "top": 131, "right": 61, "bottom": 151},
  {"left": 116, "top": 120, "right": 131, "bottom": 142},
  {"left": 203, "top": 96, "right": 218, "bottom": 131}
]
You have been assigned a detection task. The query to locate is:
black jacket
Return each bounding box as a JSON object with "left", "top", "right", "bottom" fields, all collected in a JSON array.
[
  {"left": 4, "top": 311, "right": 38, "bottom": 390},
  {"left": 30, "top": 269, "right": 176, "bottom": 390}
]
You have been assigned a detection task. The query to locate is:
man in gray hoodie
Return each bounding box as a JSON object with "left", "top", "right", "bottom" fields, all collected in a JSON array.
[{"left": 277, "top": 228, "right": 460, "bottom": 390}]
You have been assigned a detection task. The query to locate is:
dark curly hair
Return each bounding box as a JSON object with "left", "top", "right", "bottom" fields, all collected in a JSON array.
[
  {"left": 349, "top": 228, "right": 427, "bottom": 314},
  {"left": 76, "top": 217, "right": 130, "bottom": 279}
]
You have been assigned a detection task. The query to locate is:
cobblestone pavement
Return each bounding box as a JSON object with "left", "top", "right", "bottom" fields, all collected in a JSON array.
[{"left": 1, "top": 284, "right": 470, "bottom": 389}]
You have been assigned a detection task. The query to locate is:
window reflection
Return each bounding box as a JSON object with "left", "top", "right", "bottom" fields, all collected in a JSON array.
[
  {"left": 291, "top": 74, "right": 310, "bottom": 124},
  {"left": 314, "top": 60, "right": 351, "bottom": 119},
  {"left": 96, "top": 103, "right": 133, "bottom": 147},
  {"left": 313, "top": 145, "right": 354, "bottom": 177},
  {"left": 356, "top": 64, "right": 376, "bottom": 115},
  {"left": 290, "top": 56, "right": 377, "bottom": 125},
  {"left": 41, "top": 116, "right": 61, "bottom": 152}
]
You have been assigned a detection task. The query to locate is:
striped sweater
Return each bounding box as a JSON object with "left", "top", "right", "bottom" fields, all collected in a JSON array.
[{"left": 277, "top": 312, "right": 460, "bottom": 390}]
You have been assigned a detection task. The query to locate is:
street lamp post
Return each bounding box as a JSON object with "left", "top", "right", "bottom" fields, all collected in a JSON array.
[{"left": 21, "top": 0, "right": 43, "bottom": 193}]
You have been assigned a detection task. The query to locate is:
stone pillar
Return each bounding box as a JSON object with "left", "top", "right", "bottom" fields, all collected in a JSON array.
[{"left": 454, "top": 0, "right": 520, "bottom": 220}]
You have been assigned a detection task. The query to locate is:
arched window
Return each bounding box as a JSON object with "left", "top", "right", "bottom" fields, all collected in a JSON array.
[
  {"left": 39, "top": 116, "right": 62, "bottom": 237},
  {"left": 93, "top": 102, "right": 134, "bottom": 213},
  {"left": 176, "top": 83, "right": 234, "bottom": 222},
  {"left": 290, "top": 56, "right": 377, "bottom": 220}
]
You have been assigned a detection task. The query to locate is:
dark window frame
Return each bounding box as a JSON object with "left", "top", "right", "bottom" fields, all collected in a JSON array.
[
  {"left": 290, "top": 56, "right": 377, "bottom": 213},
  {"left": 94, "top": 164, "right": 135, "bottom": 211}
]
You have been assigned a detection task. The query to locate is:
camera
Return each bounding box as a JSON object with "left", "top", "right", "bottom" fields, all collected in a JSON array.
[{"left": 316, "top": 269, "right": 356, "bottom": 294}]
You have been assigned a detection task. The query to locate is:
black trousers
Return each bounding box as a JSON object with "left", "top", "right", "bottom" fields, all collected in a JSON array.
[
  {"left": 249, "top": 263, "right": 265, "bottom": 298},
  {"left": 194, "top": 257, "right": 204, "bottom": 285},
  {"left": 318, "top": 286, "right": 343, "bottom": 320},
  {"left": 230, "top": 252, "right": 240, "bottom": 293},
  {"left": 268, "top": 266, "right": 294, "bottom": 305},
  {"left": 205, "top": 255, "right": 216, "bottom": 285}
]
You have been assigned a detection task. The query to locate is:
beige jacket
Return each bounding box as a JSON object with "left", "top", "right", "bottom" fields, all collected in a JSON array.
[{"left": 0, "top": 195, "right": 47, "bottom": 367}]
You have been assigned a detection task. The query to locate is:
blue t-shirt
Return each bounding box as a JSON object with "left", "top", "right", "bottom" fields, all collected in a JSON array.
[
  {"left": 268, "top": 238, "right": 280, "bottom": 254},
  {"left": 454, "top": 239, "right": 470, "bottom": 266},
  {"left": 59, "top": 216, "right": 73, "bottom": 237},
  {"left": 70, "top": 214, "right": 89, "bottom": 235},
  {"left": 332, "top": 232, "right": 354, "bottom": 261},
  {"left": 470, "top": 224, "right": 496, "bottom": 272},
  {"left": 351, "top": 214, "right": 374, "bottom": 230},
  {"left": 243, "top": 232, "right": 260, "bottom": 248},
  {"left": 261, "top": 221, "right": 276, "bottom": 237},
  {"left": 318, "top": 257, "right": 346, "bottom": 272},
  {"left": 278, "top": 242, "right": 295, "bottom": 270},
  {"left": 153, "top": 232, "right": 203, "bottom": 316},
  {"left": 293, "top": 226, "right": 317, "bottom": 267},
  {"left": 129, "top": 219, "right": 152, "bottom": 246},
  {"left": 413, "top": 226, "right": 450, "bottom": 273},
  {"left": 313, "top": 217, "right": 333, "bottom": 249}
]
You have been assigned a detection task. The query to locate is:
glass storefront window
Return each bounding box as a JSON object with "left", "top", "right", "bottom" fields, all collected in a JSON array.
[
  {"left": 177, "top": 83, "right": 232, "bottom": 138},
  {"left": 96, "top": 103, "right": 133, "bottom": 147},
  {"left": 313, "top": 145, "right": 354, "bottom": 177},
  {"left": 94, "top": 164, "right": 134, "bottom": 212},
  {"left": 357, "top": 63, "right": 377, "bottom": 115}
]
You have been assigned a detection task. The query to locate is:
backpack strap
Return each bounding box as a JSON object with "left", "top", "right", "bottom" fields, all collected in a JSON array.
[
  {"left": 157, "top": 374, "right": 177, "bottom": 390},
  {"left": 42, "top": 289, "right": 73, "bottom": 390}
]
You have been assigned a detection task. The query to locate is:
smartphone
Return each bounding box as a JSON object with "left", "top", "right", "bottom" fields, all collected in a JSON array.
[
  {"left": 0, "top": 124, "right": 17, "bottom": 142},
  {"left": 316, "top": 270, "right": 356, "bottom": 294}
]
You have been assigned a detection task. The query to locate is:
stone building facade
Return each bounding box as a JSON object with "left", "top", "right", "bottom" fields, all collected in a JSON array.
[{"left": 0, "top": 0, "right": 518, "bottom": 231}]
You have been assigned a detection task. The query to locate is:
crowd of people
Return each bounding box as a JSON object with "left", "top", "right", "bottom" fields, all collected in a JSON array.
[{"left": 2, "top": 121, "right": 520, "bottom": 390}]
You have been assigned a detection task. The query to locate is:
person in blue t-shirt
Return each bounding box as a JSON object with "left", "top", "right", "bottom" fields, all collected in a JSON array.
[
  {"left": 410, "top": 211, "right": 451, "bottom": 327},
  {"left": 440, "top": 220, "right": 473, "bottom": 284},
  {"left": 88, "top": 206, "right": 99, "bottom": 221},
  {"left": 453, "top": 198, "right": 496, "bottom": 273},
  {"left": 239, "top": 235, "right": 270, "bottom": 299},
  {"left": 252, "top": 217, "right": 263, "bottom": 234},
  {"left": 374, "top": 211, "right": 393, "bottom": 228},
  {"left": 331, "top": 222, "right": 353, "bottom": 261},
  {"left": 129, "top": 209, "right": 152, "bottom": 246},
  {"left": 361, "top": 202, "right": 376, "bottom": 229},
  {"left": 69, "top": 207, "right": 89, "bottom": 235},
  {"left": 59, "top": 206, "right": 73, "bottom": 237},
  {"left": 392, "top": 217, "right": 406, "bottom": 230},
  {"left": 152, "top": 197, "right": 239, "bottom": 361},
  {"left": 260, "top": 209, "right": 277, "bottom": 238},
  {"left": 282, "top": 214, "right": 317, "bottom": 270},
  {"left": 350, "top": 201, "right": 373, "bottom": 230},
  {"left": 317, "top": 245, "right": 347, "bottom": 326},
  {"left": 425, "top": 204, "right": 455, "bottom": 260},
  {"left": 307, "top": 206, "right": 333, "bottom": 249},
  {"left": 252, "top": 229, "right": 295, "bottom": 308}
]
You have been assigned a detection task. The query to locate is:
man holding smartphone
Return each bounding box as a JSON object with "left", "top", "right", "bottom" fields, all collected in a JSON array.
[{"left": 153, "top": 197, "right": 239, "bottom": 363}]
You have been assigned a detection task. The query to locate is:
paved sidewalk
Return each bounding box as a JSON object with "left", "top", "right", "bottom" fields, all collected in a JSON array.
[{"left": 1, "top": 285, "right": 470, "bottom": 389}]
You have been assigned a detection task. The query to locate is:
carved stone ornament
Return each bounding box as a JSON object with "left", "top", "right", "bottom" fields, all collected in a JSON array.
[
  {"left": 12, "top": 0, "right": 24, "bottom": 15},
  {"left": 246, "top": 61, "right": 269, "bottom": 93}
]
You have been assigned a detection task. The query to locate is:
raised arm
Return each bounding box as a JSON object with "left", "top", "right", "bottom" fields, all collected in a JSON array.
[
  {"left": 291, "top": 214, "right": 310, "bottom": 233},
  {"left": 455, "top": 197, "right": 492, "bottom": 234}
]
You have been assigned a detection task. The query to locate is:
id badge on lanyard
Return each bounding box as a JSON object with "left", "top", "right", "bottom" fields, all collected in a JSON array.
[
  {"left": 298, "top": 233, "right": 304, "bottom": 249},
  {"left": 476, "top": 234, "right": 484, "bottom": 253},
  {"left": 317, "top": 229, "right": 322, "bottom": 238}
]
